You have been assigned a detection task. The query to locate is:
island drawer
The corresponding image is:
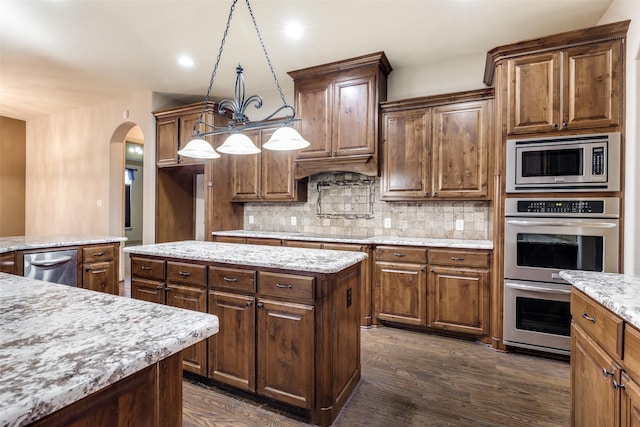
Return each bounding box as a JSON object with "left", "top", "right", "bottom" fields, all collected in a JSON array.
[
  {"left": 428, "top": 249, "right": 490, "bottom": 268},
  {"left": 167, "top": 261, "right": 207, "bottom": 286},
  {"left": 571, "top": 289, "right": 624, "bottom": 357},
  {"left": 209, "top": 267, "right": 256, "bottom": 292},
  {"left": 258, "top": 272, "right": 315, "bottom": 301},
  {"left": 624, "top": 324, "right": 640, "bottom": 375},
  {"left": 375, "top": 246, "right": 427, "bottom": 264},
  {"left": 83, "top": 244, "right": 115, "bottom": 262},
  {"left": 131, "top": 257, "right": 165, "bottom": 281}
]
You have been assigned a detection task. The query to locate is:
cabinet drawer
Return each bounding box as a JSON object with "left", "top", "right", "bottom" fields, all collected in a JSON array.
[
  {"left": 167, "top": 261, "right": 207, "bottom": 286},
  {"left": 131, "top": 257, "right": 165, "bottom": 281},
  {"left": 83, "top": 245, "right": 115, "bottom": 262},
  {"left": 258, "top": 272, "right": 315, "bottom": 301},
  {"left": 624, "top": 324, "right": 640, "bottom": 376},
  {"left": 571, "top": 289, "right": 623, "bottom": 357},
  {"left": 375, "top": 246, "right": 427, "bottom": 264},
  {"left": 209, "top": 267, "right": 256, "bottom": 292},
  {"left": 428, "top": 250, "right": 490, "bottom": 269}
]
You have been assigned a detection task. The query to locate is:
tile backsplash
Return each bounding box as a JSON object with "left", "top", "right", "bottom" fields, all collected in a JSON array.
[{"left": 244, "top": 172, "right": 491, "bottom": 240}]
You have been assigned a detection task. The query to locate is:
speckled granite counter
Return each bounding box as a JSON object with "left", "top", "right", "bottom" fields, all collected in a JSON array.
[
  {"left": 0, "top": 273, "right": 219, "bottom": 427},
  {"left": 124, "top": 240, "right": 368, "bottom": 273},
  {"left": 560, "top": 270, "right": 640, "bottom": 329},
  {"left": 0, "top": 235, "right": 126, "bottom": 254},
  {"left": 211, "top": 230, "right": 493, "bottom": 250}
]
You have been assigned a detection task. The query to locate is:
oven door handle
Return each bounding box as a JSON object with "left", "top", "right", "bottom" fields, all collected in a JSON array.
[
  {"left": 506, "top": 219, "right": 617, "bottom": 228},
  {"left": 505, "top": 282, "right": 572, "bottom": 295}
]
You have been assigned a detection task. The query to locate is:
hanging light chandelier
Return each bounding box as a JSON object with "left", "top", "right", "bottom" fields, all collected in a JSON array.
[{"left": 178, "top": 0, "right": 310, "bottom": 159}]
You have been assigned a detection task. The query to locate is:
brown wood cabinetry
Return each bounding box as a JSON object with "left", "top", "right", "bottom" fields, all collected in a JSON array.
[
  {"left": 154, "top": 102, "right": 243, "bottom": 243},
  {"left": 231, "top": 128, "right": 307, "bottom": 202},
  {"left": 0, "top": 251, "right": 15, "bottom": 274},
  {"left": 380, "top": 89, "right": 492, "bottom": 201},
  {"left": 428, "top": 249, "right": 490, "bottom": 336},
  {"left": 82, "top": 244, "right": 117, "bottom": 294},
  {"left": 288, "top": 52, "right": 392, "bottom": 178},
  {"left": 570, "top": 288, "right": 640, "bottom": 427}
]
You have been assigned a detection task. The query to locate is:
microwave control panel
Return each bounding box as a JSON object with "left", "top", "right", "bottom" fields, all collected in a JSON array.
[
  {"left": 592, "top": 147, "right": 605, "bottom": 176},
  {"left": 516, "top": 200, "right": 605, "bottom": 214}
]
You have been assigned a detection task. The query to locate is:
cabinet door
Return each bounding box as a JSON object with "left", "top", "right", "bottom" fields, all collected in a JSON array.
[
  {"left": 260, "top": 128, "right": 299, "bottom": 201},
  {"left": 563, "top": 40, "right": 622, "bottom": 131},
  {"left": 333, "top": 76, "right": 376, "bottom": 157},
  {"left": 507, "top": 52, "right": 561, "bottom": 135},
  {"left": 622, "top": 372, "right": 640, "bottom": 427},
  {"left": 131, "top": 278, "right": 165, "bottom": 304},
  {"left": 208, "top": 291, "right": 256, "bottom": 392},
  {"left": 0, "top": 252, "right": 16, "bottom": 274},
  {"left": 571, "top": 323, "right": 619, "bottom": 427},
  {"left": 380, "top": 109, "right": 430, "bottom": 199},
  {"left": 427, "top": 266, "right": 488, "bottom": 335},
  {"left": 230, "top": 130, "right": 261, "bottom": 201},
  {"left": 83, "top": 261, "right": 116, "bottom": 294},
  {"left": 295, "top": 77, "right": 333, "bottom": 159},
  {"left": 178, "top": 111, "right": 210, "bottom": 165},
  {"left": 156, "top": 117, "right": 179, "bottom": 166},
  {"left": 374, "top": 261, "right": 427, "bottom": 326},
  {"left": 432, "top": 101, "right": 490, "bottom": 199},
  {"left": 166, "top": 284, "right": 207, "bottom": 376},
  {"left": 257, "top": 299, "right": 314, "bottom": 409}
]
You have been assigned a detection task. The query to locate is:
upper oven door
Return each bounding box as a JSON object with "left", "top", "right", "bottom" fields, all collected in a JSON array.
[{"left": 504, "top": 216, "right": 619, "bottom": 283}]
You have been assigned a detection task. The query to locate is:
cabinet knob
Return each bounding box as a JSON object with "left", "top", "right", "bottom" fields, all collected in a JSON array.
[
  {"left": 553, "top": 123, "right": 559, "bottom": 128},
  {"left": 257, "top": 302, "right": 264, "bottom": 309},
  {"left": 246, "top": 301, "right": 253, "bottom": 307},
  {"left": 612, "top": 380, "right": 625, "bottom": 391},
  {"left": 562, "top": 122, "right": 568, "bottom": 128},
  {"left": 602, "top": 369, "right": 615, "bottom": 378},
  {"left": 156, "top": 285, "right": 164, "bottom": 291}
]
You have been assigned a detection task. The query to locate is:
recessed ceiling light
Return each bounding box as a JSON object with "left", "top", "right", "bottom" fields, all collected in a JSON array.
[
  {"left": 178, "top": 56, "right": 194, "bottom": 67},
  {"left": 284, "top": 22, "right": 303, "bottom": 39}
]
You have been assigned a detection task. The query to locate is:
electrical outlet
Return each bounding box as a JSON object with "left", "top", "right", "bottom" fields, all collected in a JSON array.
[
  {"left": 96, "top": 199, "right": 103, "bottom": 208},
  {"left": 384, "top": 218, "right": 391, "bottom": 229},
  {"left": 248, "top": 215, "right": 254, "bottom": 224},
  {"left": 291, "top": 216, "right": 297, "bottom": 226},
  {"left": 456, "top": 219, "right": 464, "bottom": 231}
]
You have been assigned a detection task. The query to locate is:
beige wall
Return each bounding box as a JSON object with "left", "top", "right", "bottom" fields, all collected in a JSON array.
[{"left": 0, "top": 116, "right": 26, "bottom": 236}]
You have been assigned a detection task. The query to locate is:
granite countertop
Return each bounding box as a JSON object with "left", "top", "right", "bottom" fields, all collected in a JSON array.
[
  {"left": 125, "top": 240, "right": 368, "bottom": 274},
  {"left": 0, "top": 273, "right": 219, "bottom": 427},
  {"left": 559, "top": 270, "right": 640, "bottom": 330},
  {"left": 0, "top": 235, "right": 127, "bottom": 254},
  {"left": 211, "top": 230, "right": 493, "bottom": 250}
]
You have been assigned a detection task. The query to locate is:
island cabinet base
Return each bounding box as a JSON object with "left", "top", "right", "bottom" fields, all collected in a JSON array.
[{"left": 30, "top": 352, "right": 183, "bottom": 427}]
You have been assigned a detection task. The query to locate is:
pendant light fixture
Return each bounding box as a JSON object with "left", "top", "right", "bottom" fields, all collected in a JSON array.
[{"left": 177, "top": 0, "right": 310, "bottom": 159}]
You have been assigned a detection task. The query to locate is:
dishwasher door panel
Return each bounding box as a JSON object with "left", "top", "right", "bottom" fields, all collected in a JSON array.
[{"left": 23, "top": 249, "right": 79, "bottom": 287}]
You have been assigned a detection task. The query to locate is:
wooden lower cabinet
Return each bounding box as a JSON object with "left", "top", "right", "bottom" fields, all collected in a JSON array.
[
  {"left": 622, "top": 372, "right": 640, "bottom": 427},
  {"left": 82, "top": 244, "right": 119, "bottom": 294},
  {"left": 131, "top": 278, "right": 165, "bottom": 304},
  {"left": 0, "top": 252, "right": 16, "bottom": 274},
  {"left": 375, "top": 261, "right": 427, "bottom": 325},
  {"left": 166, "top": 283, "right": 207, "bottom": 375}
]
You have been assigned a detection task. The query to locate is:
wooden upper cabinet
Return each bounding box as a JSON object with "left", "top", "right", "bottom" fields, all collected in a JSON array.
[
  {"left": 288, "top": 52, "right": 392, "bottom": 178},
  {"left": 156, "top": 117, "right": 179, "bottom": 166},
  {"left": 380, "top": 108, "right": 430, "bottom": 199},
  {"left": 230, "top": 128, "right": 306, "bottom": 202},
  {"left": 380, "top": 89, "right": 493, "bottom": 201},
  {"left": 432, "top": 100, "right": 490, "bottom": 199},
  {"left": 485, "top": 20, "right": 629, "bottom": 136}
]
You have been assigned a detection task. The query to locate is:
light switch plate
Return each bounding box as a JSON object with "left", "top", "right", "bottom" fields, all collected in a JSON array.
[
  {"left": 384, "top": 218, "right": 391, "bottom": 228},
  {"left": 456, "top": 219, "right": 464, "bottom": 231},
  {"left": 291, "top": 216, "right": 297, "bottom": 226},
  {"left": 248, "top": 215, "right": 254, "bottom": 224}
]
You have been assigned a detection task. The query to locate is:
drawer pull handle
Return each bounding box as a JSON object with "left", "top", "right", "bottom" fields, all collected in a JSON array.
[
  {"left": 451, "top": 257, "right": 464, "bottom": 261},
  {"left": 223, "top": 276, "right": 238, "bottom": 282},
  {"left": 602, "top": 369, "right": 615, "bottom": 378},
  {"left": 582, "top": 312, "right": 596, "bottom": 323},
  {"left": 140, "top": 266, "right": 152, "bottom": 271},
  {"left": 394, "top": 253, "right": 406, "bottom": 257},
  {"left": 179, "top": 271, "right": 192, "bottom": 277},
  {"left": 276, "top": 284, "right": 293, "bottom": 289},
  {"left": 93, "top": 252, "right": 105, "bottom": 257}
]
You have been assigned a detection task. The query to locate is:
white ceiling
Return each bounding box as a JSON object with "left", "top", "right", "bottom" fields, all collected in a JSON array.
[{"left": 0, "top": 0, "right": 614, "bottom": 121}]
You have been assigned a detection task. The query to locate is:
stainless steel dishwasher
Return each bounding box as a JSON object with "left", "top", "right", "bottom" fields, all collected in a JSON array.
[{"left": 23, "top": 249, "right": 79, "bottom": 286}]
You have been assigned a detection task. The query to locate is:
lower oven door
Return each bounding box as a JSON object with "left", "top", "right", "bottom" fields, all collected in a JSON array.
[
  {"left": 503, "top": 280, "right": 571, "bottom": 355},
  {"left": 504, "top": 216, "right": 619, "bottom": 283}
]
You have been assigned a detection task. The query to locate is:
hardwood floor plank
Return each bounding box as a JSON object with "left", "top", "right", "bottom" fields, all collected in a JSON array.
[{"left": 183, "top": 326, "right": 569, "bottom": 426}]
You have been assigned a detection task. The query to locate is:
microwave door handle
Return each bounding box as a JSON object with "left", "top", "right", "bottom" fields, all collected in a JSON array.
[
  {"left": 506, "top": 283, "right": 571, "bottom": 295},
  {"left": 506, "top": 219, "right": 617, "bottom": 228}
]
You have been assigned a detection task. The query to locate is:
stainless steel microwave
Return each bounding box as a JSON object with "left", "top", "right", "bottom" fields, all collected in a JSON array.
[{"left": 506, "top": 132, "right": 621, "bottom": 192}]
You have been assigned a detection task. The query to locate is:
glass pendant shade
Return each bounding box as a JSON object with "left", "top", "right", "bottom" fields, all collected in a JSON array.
[
  {"left": 177, "top": 138, "right": 220, "bottom": 159},
  {"left": 263, "top": 126, "right": 311, "bottom": 151},
  {"left": 217, "top": 133, "right": 261, "bottom": 154}
]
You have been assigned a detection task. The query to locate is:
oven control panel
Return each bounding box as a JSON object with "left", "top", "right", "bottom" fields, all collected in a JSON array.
[{"left": 517, "top": 200, "right": 604, "bottom": 214}]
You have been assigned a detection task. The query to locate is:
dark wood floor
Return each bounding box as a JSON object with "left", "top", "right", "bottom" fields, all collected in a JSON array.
[{"left": 182, "top": 326, "right": 570, "bottom": 427}]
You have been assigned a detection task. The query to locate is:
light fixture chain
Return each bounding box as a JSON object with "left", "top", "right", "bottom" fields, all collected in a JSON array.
[
  {"left": 245, "top": 0, "right": 289, "bottom": 107},
  {"left": 195, "top": 0, "right": 240, "bottom": 133}
]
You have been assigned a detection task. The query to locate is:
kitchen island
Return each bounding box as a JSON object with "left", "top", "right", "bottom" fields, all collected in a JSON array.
[
  {"left": 125, "top": 241, "right": 367, "bottom": 427},
  {"left": 560, "top": 271, "right": 640, "bottom": 426},
  {"left": 0, "top": 272, "right": 219, "bottom": 427}
]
